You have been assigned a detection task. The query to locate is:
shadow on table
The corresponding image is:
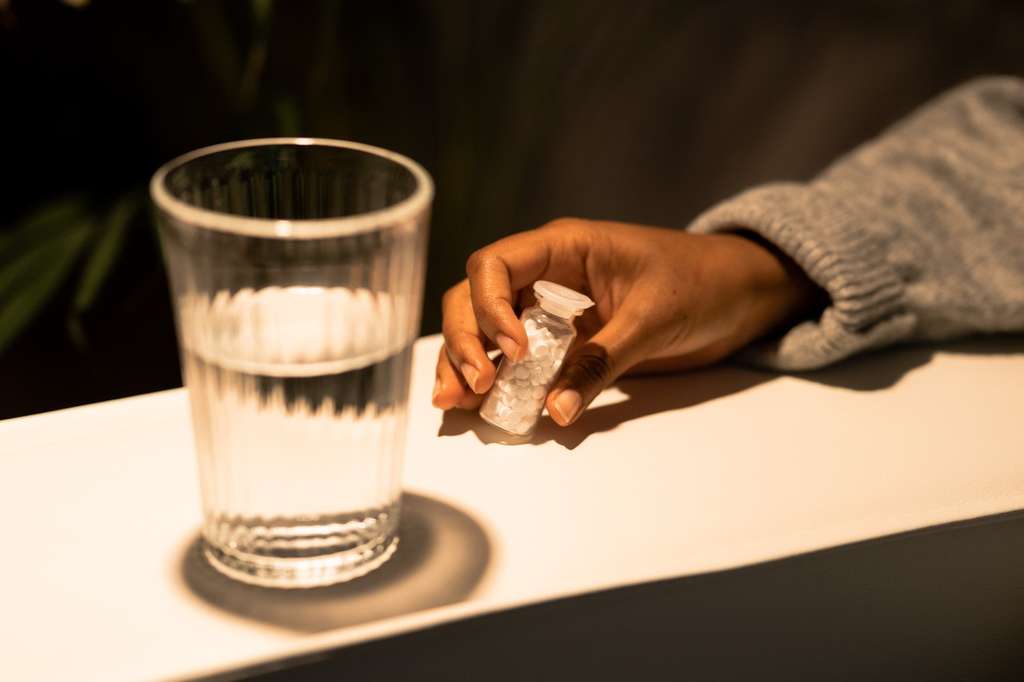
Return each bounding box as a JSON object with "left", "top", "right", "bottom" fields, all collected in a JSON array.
[
  {"left": 796, "top": 334, "right": 1024, "bottom": 391},
  {"left": 179, "top": 493, "right": 492, "bottom": 634},
  {"left": 439, "top": 364, "right": 774, "bottom": 450},
  {"left": 439, "top": 334, "right": 1024, "bottom": 450}
]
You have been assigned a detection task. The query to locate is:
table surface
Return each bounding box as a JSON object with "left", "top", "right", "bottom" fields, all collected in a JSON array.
[{"left": 2, "top": 334, "right": 1023, "bottom": 681}]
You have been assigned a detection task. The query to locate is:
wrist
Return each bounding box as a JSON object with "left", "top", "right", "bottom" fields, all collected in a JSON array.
[{"left": 719, "top": 230, "right": 827, "bottom": 341}]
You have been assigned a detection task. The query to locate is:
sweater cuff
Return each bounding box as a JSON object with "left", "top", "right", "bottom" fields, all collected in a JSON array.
[{"left": 689, "top": 183, "right": 914, "bottom": 370}]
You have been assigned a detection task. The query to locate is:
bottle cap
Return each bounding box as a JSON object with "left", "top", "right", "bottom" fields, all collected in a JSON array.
[{"left": 532, "top": 280, "right": 594, "bottom": 319}]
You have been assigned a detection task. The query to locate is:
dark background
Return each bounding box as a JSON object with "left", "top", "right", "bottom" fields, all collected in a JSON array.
[{"left": 2, "top": 0, "right": 1023, "bottom": 419}]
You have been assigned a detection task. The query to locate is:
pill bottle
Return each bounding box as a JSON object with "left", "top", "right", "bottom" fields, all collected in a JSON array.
[{"left": 479, "top": 280, "right": 594, "bottom": 436}]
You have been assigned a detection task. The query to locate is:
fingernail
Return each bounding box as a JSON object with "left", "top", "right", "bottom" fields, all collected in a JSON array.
[
  {"left": 432, "top": 378, "right": 442, "bottom": 403},
  {"left": 552, "top": 390, "right": 582, "bottom": 425},
  {"left": 496, "top": 334, "right": 521, "bottom": 361},
  {"left": 461, "top": 363, "right": 481, "bottom": 393}
]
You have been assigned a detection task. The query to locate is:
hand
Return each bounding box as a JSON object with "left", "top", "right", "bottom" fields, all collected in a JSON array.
[{"left": 433, "top": 218, "right": 824, "bottom": 426}]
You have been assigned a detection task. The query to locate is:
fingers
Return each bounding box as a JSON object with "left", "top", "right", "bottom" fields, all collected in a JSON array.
[
  {"left": 465, "top": 231, "right": 558, "bottom": 362},
  {"left": 433, "top": 345, "right": 485, "bottom": 410},
  {"left": 440, "top": 280, "right": 497, "bottom": 396},
  {"left": 439, "top": 220, "right": 591, "bottom": 413},
  {"left": 546, "top": 305, "right": 657, "bottom": 426}
]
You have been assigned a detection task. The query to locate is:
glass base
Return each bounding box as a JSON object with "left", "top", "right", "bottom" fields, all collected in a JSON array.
[{"left": 203, "top": 530, "right": 399, "bottom": 589}]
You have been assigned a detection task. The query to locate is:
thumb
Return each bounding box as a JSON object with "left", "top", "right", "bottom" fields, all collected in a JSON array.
[{"left": 546, "top": 310, "right": 654, "bottom": 426}]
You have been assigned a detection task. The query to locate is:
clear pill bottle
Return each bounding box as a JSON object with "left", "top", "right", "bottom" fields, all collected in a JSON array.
[{"left": 479, "top": 281, "right": 595, "bottom": 436}]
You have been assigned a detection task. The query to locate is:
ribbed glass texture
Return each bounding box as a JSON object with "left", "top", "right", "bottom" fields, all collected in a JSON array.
[{"left": 151, "top": 139, "right": 432, "bottom": 587}]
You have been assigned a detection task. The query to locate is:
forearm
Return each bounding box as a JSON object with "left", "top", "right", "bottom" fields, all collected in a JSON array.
[{"left": 690, "top": 76, "right": 1024, "bottom": 370}]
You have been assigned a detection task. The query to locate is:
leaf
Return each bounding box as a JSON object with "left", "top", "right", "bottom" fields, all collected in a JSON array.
[
  {"left": 238, "top": 0, "right": 275, "bottom": 109},
  {"left": 274, "top": 95, "right": 301, "bottom": 136},
  {"left": 0, "top": 221, "right": 92, "bottom": 354},
  {"left": 0, "top": 195, "right": 90, "bottom": 267},
  {"left": 251, "top": 0, "right": 273, "bottom": 32},
  {"left": 72, "top": 193, "right": 141, "bottom": 314},
  {"left": 67, "top": 316, "right": 88, "bottom": 352},
  {"left": 191, "top": 2, "right": 241, "bottom": 98}
]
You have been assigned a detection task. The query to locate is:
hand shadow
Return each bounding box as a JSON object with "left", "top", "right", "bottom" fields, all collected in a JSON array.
[
  {"left": 439, "top": 334, "right": 1024, "bottom": 451},
  {"left": 794, "top": 333, "right": 1024, "bottom": 391},
  {"left": 179, "top": 493, "right": 492, "bottom": 634},
  {"left": 439, "top": 364, "right": 775, "bottom": 451}
]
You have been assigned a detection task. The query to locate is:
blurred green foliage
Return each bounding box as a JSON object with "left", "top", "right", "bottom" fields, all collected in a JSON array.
[{"left": 0, "top": 0, "right": 284, "bottom": 354}]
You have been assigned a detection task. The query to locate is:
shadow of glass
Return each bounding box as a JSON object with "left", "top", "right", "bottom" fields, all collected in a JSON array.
[
  {"left": 179, "top": 493, "right": 492, "bottom": 634},
  {"left": 439, "top": 364, "right": 775, "bottom": 450}
]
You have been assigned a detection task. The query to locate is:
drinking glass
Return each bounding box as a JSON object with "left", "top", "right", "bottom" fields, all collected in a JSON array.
[{"left": 150, "top": 138, "right": 432, "bottom": 588}]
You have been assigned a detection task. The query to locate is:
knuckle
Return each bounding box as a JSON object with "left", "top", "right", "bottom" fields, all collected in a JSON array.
[
  {"left": 441, "top": 280, "right": 468, "bottom": 308},
  {"left": 465, "top": 248, "right": 492, "bottom": 277},
  {"left": 541, "top": 216, "right": 583, "bottom": 232},
  {"left": 541, "top": 216, "right": 599, "bottom": 237},
  {"left": 476, "top": 291, "right": 505, "bottom": 312},
  {"left": 440, "top": 314, "right": 465, "bottom": 344},
  {"left": 437, "top": 350, "right": 452, "bottom": 374},
  {"left": 444, "top": 332, "right": 482, "bottom": 363},
  {"left": 452, "top": 330, "right": 479, "bottom": 349},
  {"left": 442, "top": 340, "right": 462, "bottom": 367},
  {"left": 565, "top": 348, "right": 614, "bottom": 387}
]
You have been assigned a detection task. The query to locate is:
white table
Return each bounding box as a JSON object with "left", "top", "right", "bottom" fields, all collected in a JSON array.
[{"left": 2, "top": 334, "right": 1022, "bottom": 681}]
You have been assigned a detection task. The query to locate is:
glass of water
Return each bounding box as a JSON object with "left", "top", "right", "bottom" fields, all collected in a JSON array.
[{"left": 150, "top": 138, "right": 432, "bottom": 588}]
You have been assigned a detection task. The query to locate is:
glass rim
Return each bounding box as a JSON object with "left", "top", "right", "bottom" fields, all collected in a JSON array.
[{"left": 149, "top": 137, "right": 434, "bottom": 239}]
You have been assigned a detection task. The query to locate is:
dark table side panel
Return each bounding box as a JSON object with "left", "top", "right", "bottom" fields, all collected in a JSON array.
[{"left": 206, "top": 510, "right": 1024, "bottom": 682}]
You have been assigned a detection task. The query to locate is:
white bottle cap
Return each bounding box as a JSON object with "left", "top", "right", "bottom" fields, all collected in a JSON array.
[{"left": 532, "top": 280, "right": 595, "bottom": 319}]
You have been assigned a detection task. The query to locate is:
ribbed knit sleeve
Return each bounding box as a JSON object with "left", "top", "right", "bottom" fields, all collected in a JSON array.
[{"left": 689, "top": 77, "right": 1024, "bottom": 370}]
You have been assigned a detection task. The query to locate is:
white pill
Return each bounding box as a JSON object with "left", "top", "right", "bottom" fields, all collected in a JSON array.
[{"left": 514, "top": 365, "right": 530, "bottom": 380}]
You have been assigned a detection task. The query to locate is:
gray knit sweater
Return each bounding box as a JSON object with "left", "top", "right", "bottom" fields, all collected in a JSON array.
[{"left": 689, "top": 76, "right": 1024, "bottom": 370}]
